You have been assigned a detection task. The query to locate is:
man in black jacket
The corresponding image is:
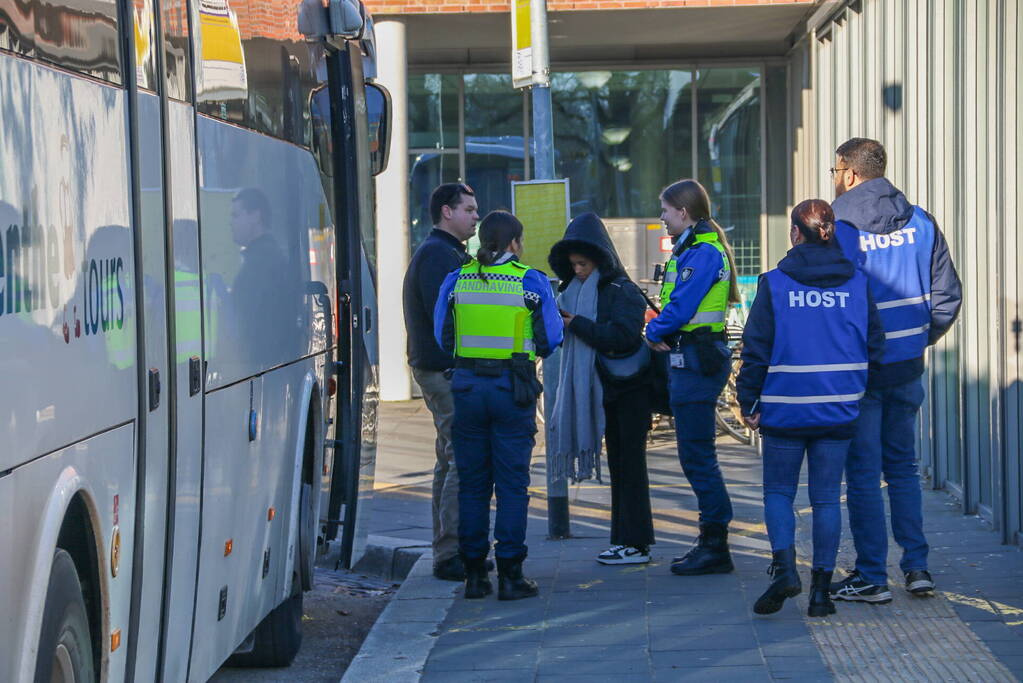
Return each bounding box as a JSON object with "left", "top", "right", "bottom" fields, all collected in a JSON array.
[{"left": 402, "top": 183, "right": 478, "bottom": 580}]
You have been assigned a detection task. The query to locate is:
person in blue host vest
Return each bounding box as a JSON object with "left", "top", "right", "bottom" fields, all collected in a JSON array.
[
  {"left": 645, "top": 179, "right": 742, "bottom": 576},
  {"left": 829, "top": 138, "right": 962, "bottom": 603},
  {"left": 434, "top": 211, "right": 564, "bottom": 601},
  {"left": 737, "top": 199, "right": 886, "bottom": 618}
]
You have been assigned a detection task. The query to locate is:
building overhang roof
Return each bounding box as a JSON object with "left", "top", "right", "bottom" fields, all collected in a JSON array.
[{"left": 386, "top": 5, "right": 816, "bottom": 68}]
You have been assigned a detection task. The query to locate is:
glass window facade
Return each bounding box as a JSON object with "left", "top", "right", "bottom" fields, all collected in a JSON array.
[{"left": 406, "top": 67, "right": 762, "bottom": 274}]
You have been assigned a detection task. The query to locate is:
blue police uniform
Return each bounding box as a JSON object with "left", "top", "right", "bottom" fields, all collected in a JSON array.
[
  {"left": 645, "top": 223, "right": 735, "bottom": 575},
  {"left": 833, "top": 177, "right": 962, "bottom": 592},
  {"left": 737, "top": 241, "right": 884, "bottom": 616},
  {"left": 434, "top": 254, "right": 563, "bottom": 565}
]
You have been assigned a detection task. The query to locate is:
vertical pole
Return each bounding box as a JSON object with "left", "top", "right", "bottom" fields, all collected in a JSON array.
[
  {"left": 375, "top": 19, "right": 411, "bottom": 401},
  {"left": 529, "top": 0, "right": 570, "bottom": 538}
]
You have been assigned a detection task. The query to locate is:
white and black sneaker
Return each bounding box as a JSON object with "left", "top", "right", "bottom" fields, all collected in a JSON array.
[
  {"left": 596, "top": 545, "right": 650, "bottom": 565},
  {"left": 905, "top": 570, "right": 935, "bottom": 595},
  {"left": 829, "top": 570, "right": 893, "bottom": 604}
]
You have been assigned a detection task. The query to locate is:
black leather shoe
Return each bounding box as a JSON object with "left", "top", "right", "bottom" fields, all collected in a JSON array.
[
  {"left": 433, "top": 555, "right": 466, "bottom": 582},
  {"left": 808, "top": 568, "right": 837, "bottom": 617},
  {"left": 753, "top": 548, "right": 802, "bottom": 615},
  {"left": 462, "top": 555, "right": 492, "bottom": 599},
  {"left": 671, "top": 522, "right": 734, "bottom": 575},
  {"left": 496, "top": 556, "right": 539, "bottom": 601}
]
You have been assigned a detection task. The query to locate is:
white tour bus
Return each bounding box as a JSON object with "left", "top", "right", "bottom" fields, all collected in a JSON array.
[{"left": 0, "top": 0, "right": 389, "bottom": 678}]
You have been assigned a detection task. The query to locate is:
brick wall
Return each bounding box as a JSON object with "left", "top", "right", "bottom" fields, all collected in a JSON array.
[{"left": 364, "top": 0, "right": 814, "bottom": 15}]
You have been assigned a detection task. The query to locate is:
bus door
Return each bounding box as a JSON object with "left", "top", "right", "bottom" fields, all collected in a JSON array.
[
  {"left": 122, "top": 0, "right": 206, "bottom": 679},
  {"left": 324, "top": 39, "right": 386, "bottom": 568}
]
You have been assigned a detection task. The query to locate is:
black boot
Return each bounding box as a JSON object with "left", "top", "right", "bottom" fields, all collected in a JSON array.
[
  {"left": 671, "top": 522, "right": 734, "bottom": 575},
  {"left": 808, "top": 568, "right": 837, "bottom": 617},
  {"left": 462, "top": 554, "right": 492, "bottom": 599},
  {"left": 753, "top": 548, "right": 802, "bottom": 615},
  {"left": 497, "top": 556, "right": 539, "bottom": 601}
]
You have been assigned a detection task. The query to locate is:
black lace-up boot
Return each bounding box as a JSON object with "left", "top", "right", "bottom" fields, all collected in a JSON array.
[
  {"left": 670, "top": 522, "right": 734, "bottom": 575},
  {"left": 496, "top": 555, "right": 539, "bottom": 601},
  {"left": 808, "top": 568, "right": 837, "bottom": 617},
  {"left": 753, "top": 548, "right": 802, "bottom": 615},
  {"left": 462, "top": 554, "right": 492, "bottom": 599}
]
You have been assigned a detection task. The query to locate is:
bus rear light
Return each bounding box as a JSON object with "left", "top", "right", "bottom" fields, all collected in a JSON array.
[
  {"left": 224, "top": 539, "right": 233, "bottom": 556},
  {"left": 111, "top": 629, "right": 121, "bottom": 652},
  {"left": 328, "top": 377, "right": 337, "bottom": 396},
  {"left": 267, "top": 507, "right": 275, "bottom": 521}
]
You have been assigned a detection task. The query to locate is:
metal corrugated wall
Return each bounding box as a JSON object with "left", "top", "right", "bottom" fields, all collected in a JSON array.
[{"left": 784, "top": 0, "right": 1022, "bottom": 544}]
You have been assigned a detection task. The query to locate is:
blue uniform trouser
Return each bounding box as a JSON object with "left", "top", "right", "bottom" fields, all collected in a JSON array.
[
  {"left": 845, "top": 378, "right": 928, "bottom": 585},
  {"left": 762, "top": 435, "right": 849, "bottom": 571},
  {"left": 450, "top": 368, "right": 536, "bottom": 560},
  {"left": 669, "top": 343, "right": 733, "bottom": 525}
]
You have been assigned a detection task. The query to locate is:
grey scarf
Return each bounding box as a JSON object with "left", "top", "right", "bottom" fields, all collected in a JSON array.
[{"left": 550, "top": 270, "right": 604, "bottom": 483}]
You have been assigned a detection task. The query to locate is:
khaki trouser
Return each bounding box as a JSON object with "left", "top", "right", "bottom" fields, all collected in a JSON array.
[{"left": 412, "top": 367, "right": 460, "bottom": 564}]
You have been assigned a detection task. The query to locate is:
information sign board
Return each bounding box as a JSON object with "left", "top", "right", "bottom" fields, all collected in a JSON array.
[{"left": 511, "top": 179, "right": 570, "bottom": 274}]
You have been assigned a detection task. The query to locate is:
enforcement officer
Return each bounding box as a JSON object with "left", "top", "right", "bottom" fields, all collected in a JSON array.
[
  {"left": 737, "top": 199, "right": 885, "bottom": 618},
  {"left": 434, "top": 210, "right": 563, "bottom": 600},
  {"left": 829, "top": 138, "right": 962, "bottom": 602},
  {"left": 645, "top": 179, "right": 741, "bottom": 576}
]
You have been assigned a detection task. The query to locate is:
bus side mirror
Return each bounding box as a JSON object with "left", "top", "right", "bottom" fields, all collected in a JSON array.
[
  {"left": 366, "top": 82, "right": 391, "bottom": 176},
  {"left": 328, "top": 0, "right": 364, "bottom": 38}
]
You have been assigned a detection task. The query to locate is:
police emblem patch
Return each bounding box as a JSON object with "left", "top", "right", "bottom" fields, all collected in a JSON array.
[{"left": 679, "top": 267, "right": 694, "bottom": 281}]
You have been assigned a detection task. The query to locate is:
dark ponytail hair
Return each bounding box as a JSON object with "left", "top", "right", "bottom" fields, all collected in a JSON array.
[
  {"left": 475, "top": 211, "right": 524, "bottom": 280},
  {"left": 791, "top": 199, "right": 837, "bottom": 246}
]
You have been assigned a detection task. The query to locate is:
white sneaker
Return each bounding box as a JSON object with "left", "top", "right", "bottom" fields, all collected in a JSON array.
[{"left": 596, "top": 545, "right": 650, "bottom": 565}]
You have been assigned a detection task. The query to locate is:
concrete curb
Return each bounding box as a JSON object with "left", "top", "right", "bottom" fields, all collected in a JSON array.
[
  {"left": 352, "top": 535, "right": 432, "bottom": 581},
  {"left": 341, "top": 550, "right": 458, "bottom": 682}
]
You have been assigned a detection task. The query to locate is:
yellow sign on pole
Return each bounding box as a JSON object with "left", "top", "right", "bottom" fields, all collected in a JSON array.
[
  {"left": 511, "top": 179, "right": 570, "bottom": 274},
  {"left": 511, "top": 0, "right": 533, "bottom": 89}
]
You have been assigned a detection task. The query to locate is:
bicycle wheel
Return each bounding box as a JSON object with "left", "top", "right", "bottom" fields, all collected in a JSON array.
[{"left": 716, "top": 350, "right": 752, "bottom": 445}]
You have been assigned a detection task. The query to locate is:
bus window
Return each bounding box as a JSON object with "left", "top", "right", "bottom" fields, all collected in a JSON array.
[
  {"left": 134, "top": 0, "right": 157, "bottom": 90},
  {"left": 161, "top": 0, "right": 191, "bottom": 100},
  {"left": 0, "top": 0, "right": 121, "bottom": 82},
  {"left": 195, "top": 0, "right": 324, "bottom": 147}
]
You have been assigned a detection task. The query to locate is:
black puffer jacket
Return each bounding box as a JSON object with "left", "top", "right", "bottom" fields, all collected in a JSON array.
[{"left": 548, "top": 213, "right": 649, "bottom": 401}]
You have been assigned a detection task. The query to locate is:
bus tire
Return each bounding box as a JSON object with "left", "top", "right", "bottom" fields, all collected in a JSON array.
[
  {"left": 34, "top": 549, "right": 96, "bottom": 683},
  {"left": 225, "top": 572, "right": 303, "bottom": 667}
]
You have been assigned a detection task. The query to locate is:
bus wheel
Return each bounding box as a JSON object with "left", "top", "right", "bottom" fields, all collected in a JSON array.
[
  {"left": 34, "top": 549, "right": 96, "bottom": 683},
  {"left": 225, "top": 571, "right": 303, "bottom": 667}
]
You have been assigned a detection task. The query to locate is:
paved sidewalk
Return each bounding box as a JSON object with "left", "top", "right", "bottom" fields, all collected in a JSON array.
[{"left": 360, "top": 400, "right": 1023, "bottom": 682}]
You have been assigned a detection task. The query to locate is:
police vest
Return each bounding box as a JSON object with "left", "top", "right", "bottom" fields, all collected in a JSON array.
[
  {"left": 759, "top": 269, "right": 869, "bottom": 430},
  {"left": 660, "top": 233, "right": 731, "bottom": 333},
  {"left": 835, "top": 207, "right": 935, "bottom": 364},
  {"left": 452, "top": 260, "right": 536, "bottom": 361}
]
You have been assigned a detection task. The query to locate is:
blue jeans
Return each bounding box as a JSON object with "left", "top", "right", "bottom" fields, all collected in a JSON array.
[
  {"left": 762, "top": 435, "right": 849, "bottom": 571},
  {"left": 669, "top": 342, "right": 733, "bottom": 525},
  {"left": 450, "top": 368, "right": 536, "bottom": 560},
  {"left": 846, "top": 378, "right": 928, "bottom": 585}
]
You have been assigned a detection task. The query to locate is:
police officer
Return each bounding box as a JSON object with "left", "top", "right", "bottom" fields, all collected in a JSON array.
[
  {"left": 434, "top": 210, "right": 563, "bottom": 600},
  {"left": 829, "top": 138, "right": 962, "bottom": 602},
  {"left": 645, "top": 179, "right": 741, "bottom": 576},
  {"left": 737, "top": 199, "right": 885, "bottom": 618}
]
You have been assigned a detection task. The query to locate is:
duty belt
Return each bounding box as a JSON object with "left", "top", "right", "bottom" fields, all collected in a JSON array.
[
  {"left": 455, "top": 357, "right": 513, "bottom": 376},
  {"left": 678, "top": 328, "right": 728, "bottom": 345}
]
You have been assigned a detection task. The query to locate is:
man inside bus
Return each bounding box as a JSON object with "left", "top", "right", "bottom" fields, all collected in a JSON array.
[
  {"left": 229, "top": 188, "right": 294, "bottom": 369},
  {"left": 402, "top": 183, "right": 480, "bottom": 581}
]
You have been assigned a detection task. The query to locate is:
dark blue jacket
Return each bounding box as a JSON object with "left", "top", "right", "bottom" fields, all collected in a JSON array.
[
  {"left": 402, "top": 229, "right": 469, "bottom": 371},
  {"left": 832, "top": 178, "right": 962, "bottom": 387},
  {"left": 737, "top": 243, "right": 886, "bottom": 439}
]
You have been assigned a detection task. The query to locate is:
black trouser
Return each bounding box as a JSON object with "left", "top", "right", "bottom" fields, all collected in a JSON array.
[{"left": 604, "top": 387, "right": 655, "bottom": 548}]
